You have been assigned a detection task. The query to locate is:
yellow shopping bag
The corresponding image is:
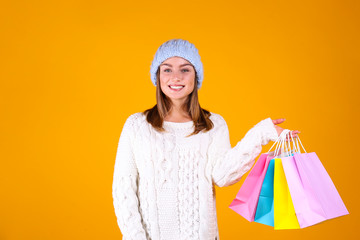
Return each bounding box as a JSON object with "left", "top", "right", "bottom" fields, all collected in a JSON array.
[{"left": 274, "top": 158, "right": 300, "bottom": 230}]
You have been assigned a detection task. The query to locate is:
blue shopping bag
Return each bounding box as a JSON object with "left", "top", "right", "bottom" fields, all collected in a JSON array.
[{"left": 254, "top": 159, "right": 275, "bottom": 227}]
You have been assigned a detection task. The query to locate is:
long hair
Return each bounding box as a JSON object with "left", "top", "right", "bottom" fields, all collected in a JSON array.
[{"left": 143, "top": 67, "right": 213, "bottom": 137}]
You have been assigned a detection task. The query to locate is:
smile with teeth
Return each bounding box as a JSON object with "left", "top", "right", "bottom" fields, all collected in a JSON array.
[{"left": 169, "top": 85, "right": 185, "bottom": 90}]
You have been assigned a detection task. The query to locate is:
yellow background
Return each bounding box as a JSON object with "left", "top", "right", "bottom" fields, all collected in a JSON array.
[{"left": 1, "top": 0, "right": 359, "bottom": 239}]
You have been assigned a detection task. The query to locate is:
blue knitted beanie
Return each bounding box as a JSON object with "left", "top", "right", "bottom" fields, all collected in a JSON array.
[{"left": 150, "top": 39, "right": 204, "bottom": 89}]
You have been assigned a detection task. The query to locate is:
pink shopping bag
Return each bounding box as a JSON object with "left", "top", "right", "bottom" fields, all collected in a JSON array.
[
  {"left": 281, "top": 132, "right": 349, "bottom": 228},
  {"left": 293, "top": 152, "right": 349, "bottom": 220},
  {"left": 282, "top": 155, "right": 327, "bottom": 228},
  {"left": 229, "top": 153, "right": 271, "bottom": 222}
]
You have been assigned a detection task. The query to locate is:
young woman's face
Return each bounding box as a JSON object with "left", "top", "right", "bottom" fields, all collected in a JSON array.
[{"left": 159, "top": 56, "right": 195, "bottom": 104}]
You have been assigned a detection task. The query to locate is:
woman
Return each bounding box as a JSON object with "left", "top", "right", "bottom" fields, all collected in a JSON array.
[{"left": 112, "top": 39, "right": 300, "bottom": 240}]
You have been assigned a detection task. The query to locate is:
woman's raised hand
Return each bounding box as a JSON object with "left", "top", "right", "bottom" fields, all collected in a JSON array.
[{"left": 272, "top": 118, "right": 300, "bottom": 141}]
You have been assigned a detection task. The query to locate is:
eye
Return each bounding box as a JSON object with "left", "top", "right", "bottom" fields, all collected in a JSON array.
[
  {"left": 163, "top": 69, "right": 171, "bottom": 72},
  {"left": 182, "top": 69, "right": 190, "bottom": 72}
]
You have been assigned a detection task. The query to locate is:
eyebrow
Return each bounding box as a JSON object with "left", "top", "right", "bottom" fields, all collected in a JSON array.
[{"left": 160, "top": 63, "right": 192, "bottom": 67}]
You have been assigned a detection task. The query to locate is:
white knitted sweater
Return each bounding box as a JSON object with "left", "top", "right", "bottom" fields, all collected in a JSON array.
[{"left": 112, "top": 112, "right": 279, "bottom": 240}]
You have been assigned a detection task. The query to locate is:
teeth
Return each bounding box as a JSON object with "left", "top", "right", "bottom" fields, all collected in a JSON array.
[{"left": 170, "top": 85, "right": 184, "bottom": 89}]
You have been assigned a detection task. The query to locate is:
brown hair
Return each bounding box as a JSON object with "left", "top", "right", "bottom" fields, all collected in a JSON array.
[{"left": 143, "top": 67, "right": 214, "bottom": 137}]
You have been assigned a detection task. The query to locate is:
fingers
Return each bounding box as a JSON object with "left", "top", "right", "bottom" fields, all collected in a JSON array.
[
  {"left": 272, "top": 118, "right": 286, "bottom": 125},
  {"left": 272, "top": 118, "right": 301, "bottom": 141},
  {"left": 285, "top": 130, "right": 301, "bottom": 141}
]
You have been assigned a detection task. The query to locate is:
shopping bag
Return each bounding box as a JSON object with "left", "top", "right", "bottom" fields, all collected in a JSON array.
[
  {"left": 282, "top": 132, "right": 349, "bottom": 228},
  {"left": 273, "top": 158, "right": 300, "bottom": 229},
  {"left": 293, "top": 151, "right": 349, "bottom": 220},
  {"left": 282, "top": 154, "right": 327, "bottom": 228},
  {"left": 229, "top": 153, "right": 270, "bottom": 221},
  {"left": 254, "top": 158, "right": 275, "bottom": 226}
]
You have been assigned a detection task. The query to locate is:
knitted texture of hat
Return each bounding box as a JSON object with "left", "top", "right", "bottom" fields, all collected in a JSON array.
[{"left": 150, "top": 39, "right": 204, "bottom": 89}]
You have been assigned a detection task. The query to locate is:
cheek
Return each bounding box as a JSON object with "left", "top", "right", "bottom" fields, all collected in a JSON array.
[
  {"left": 187, "top": 75, "right": 195, "bottom": 87},
  {"left": 159, "top": 75, "right": 166, "bottom": 84},
  {"left": 159, "top": 78, "right": 169, "bottom": 91}
]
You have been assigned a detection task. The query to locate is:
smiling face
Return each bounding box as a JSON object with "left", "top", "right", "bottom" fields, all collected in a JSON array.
[{"left": 159, "top": 56, "right": 196, "bottom": 105}]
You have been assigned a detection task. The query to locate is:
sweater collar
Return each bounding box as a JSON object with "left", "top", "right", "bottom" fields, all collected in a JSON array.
[{"left": 163, "top": 120, "right": 194, "bottom": 130}]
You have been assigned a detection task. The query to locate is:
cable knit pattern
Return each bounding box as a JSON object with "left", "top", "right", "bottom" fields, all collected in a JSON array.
[{"left": 112, "top": 112, "right": 278, "bottom": 240}]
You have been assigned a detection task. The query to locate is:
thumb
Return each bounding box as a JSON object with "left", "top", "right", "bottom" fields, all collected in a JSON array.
[{"left": 272, "top": 118, "right": 286, "bottom": 125}]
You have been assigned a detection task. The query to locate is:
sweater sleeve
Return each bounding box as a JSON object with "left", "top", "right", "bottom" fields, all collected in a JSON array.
[
  {"left": 112, "top": 114, "right": 148, "bottom": 240},
  {"left": 209, "top": 116, "right": 278, "bottom": 187}
]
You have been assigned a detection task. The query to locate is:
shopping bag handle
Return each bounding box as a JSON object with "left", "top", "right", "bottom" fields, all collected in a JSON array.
[
  {"left": 268, "top": 129, "right": 307, "bottom": 157},
  {"left": 268, "top": 129, "right": 291, "bottom": 157},
  {"left": 275, "top": 130, "right": 292, "bottom": 157},
  {"left": 284, "top": 130, "right": 307, "bottom": 154},
  {"left": 294, "top": 133, "right": 307, "bottom": 153},
  {"left": 268, "top": 129, "right": 289, "bottom": 152}
]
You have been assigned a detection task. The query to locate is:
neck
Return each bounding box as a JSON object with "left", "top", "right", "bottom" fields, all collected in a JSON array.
[{"left": 164, "top": 102, "right": 191, "bottom": 122}]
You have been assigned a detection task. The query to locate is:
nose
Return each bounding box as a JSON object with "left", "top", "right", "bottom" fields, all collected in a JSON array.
[{"left": 171, "top": 71, "right": 182, "bottom": 81}]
